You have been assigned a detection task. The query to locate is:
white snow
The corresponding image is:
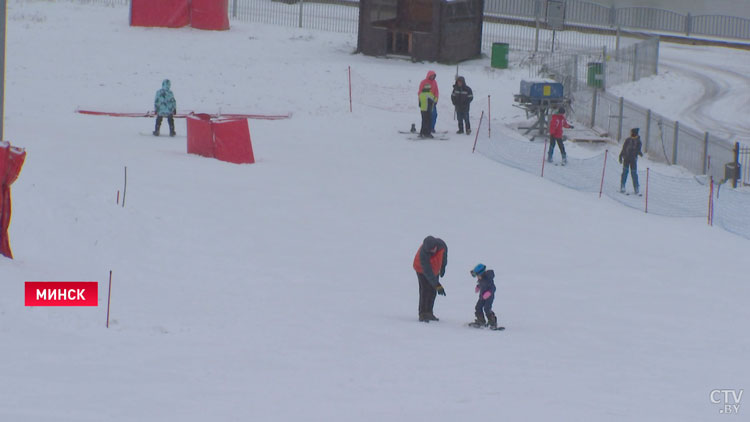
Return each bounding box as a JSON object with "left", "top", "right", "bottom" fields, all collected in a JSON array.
[{"left": 1, "top": 1, "right": 748, "bottom": 421}]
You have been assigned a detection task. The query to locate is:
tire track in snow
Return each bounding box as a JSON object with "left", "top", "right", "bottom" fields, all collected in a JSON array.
[{"left": 659, "top": 57, "right": 750, "bottom": 140}]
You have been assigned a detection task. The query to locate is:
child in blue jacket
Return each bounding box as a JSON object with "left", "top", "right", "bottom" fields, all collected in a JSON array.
[{"left": 469, "top": 263, "right": 498, "bottom": 328}]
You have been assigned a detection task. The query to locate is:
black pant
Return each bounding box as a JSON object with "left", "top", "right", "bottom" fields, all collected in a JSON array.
[
  {"left": 420, "top": 110, "right": 432, "bottom": 137},
  {"left": 548, "top": 136, "right": 566, "bottom": 158},
  {"left": 155, "top": 115, "right": 175, "bottom": 133},
  {"left": 417, "top": 272, "right": 437, "bottom": 316},
  {"left": 456, "top": 109, "right": 470, "bottom": 132}
]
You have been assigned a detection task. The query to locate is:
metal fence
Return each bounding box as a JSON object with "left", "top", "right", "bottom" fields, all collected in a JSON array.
[
  {"left": 485, "top": 0, "right": 750, "bottom": 42},
  {"left": 570, "top": 88, "right": 736, "bottom": 182}
]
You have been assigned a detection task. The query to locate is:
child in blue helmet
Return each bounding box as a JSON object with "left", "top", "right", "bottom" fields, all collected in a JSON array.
[{"left": 469, "top": 263, "right": 498, "bottom": 328}]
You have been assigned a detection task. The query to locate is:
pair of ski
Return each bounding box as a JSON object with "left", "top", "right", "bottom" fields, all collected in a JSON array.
[
  {"left": 398, "top": 130, "right": 450, "bottom": 141},
  {"left": 620, "top": 190, "right": 643, "bottom": 196}
]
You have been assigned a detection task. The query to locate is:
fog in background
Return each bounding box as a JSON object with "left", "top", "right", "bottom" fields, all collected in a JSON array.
[{"left": 594, "top": 0, "right": 750, "bottom": 19}]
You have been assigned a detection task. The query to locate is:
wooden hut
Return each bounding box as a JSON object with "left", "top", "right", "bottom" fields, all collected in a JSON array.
[{"left": 357, "top": 0, "right": 484, "bottom": 63}]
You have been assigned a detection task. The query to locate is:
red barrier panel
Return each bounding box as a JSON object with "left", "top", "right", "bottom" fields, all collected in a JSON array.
[
  {"left": 130, "top": 0, "right": 190, "bottom": 28},
  {"left": 187, "top": 115, "right": 254, "bottom": 164},
  {"left": 191, "top": 0, "right": 230, "bottom": 30},
  {"left": 213, "top": 119, "right": 254, "bottom": 164},
  {"left": 0, "top": 142, "right": 27, "bottom": 259},
  {"left": 187, "top": 114, "right": 214, "bottom": 158}
]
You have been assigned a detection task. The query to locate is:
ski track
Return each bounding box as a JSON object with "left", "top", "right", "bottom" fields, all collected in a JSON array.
[{"left": 659, "top": 57, "right": 750, "bottom": 140}]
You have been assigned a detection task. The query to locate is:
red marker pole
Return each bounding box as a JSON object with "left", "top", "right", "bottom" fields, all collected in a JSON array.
[
  {"left": 348, "top": 66, "right": 352, "bottom": 113},
  {"left": 488, "top": 95, "right": 491, "bottom": 138},
  {"left": 599, "top": 150, "right": 608, "bottom": 198},
  {"left": 645, "top": 168, "right": 650, "bottom": 214},
  {"left": 472, "top": 111, "right": 484, "bottom": 153},
  {"left": 106, "top": 271, "right": 112, "bottom": 328},
  {"left": 541, "top": 139, "right": 548, "bottom": 178}
]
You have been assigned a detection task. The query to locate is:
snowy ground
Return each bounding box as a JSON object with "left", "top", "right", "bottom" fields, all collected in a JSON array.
[{"left": 1, "top": 1, "right": 749, "bottom": 421}]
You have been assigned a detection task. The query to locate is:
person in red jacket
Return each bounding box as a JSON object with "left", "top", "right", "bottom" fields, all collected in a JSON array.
[
  {"left": 548, "top": 107, "right": 574, "bottom": 165},
  {"left": 413, "top": 235, "right": 448, "bottom": 322},
  {"left": 418, "top": 71, "right": 439, "bottom": 133}
]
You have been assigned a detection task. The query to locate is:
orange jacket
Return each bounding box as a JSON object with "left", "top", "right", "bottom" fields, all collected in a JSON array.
[
  {"left": 418, "top": 70, "right": 439, "bottom": 101},
  {"left": 413, "top": 236, "right": 448, "bottom": 287}
]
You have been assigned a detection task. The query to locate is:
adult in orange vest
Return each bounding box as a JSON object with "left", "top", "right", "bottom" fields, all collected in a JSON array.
[{"left": 413, "top": 235, "right": 448, "bottom": 322}]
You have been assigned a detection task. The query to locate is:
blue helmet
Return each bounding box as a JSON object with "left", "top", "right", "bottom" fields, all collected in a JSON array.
[{"left": 470, "top": 263, "right": 486, "bottom": 277}]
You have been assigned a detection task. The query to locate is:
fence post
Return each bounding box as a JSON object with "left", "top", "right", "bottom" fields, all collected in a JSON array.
[
  {"left": 644, "top": 109, "right": 651, "bottom": 153},
  {"left": 534, "top": 18, "right": 540, "bottom": 53},
  {"left": 609, "top": 5, "right": 616, "bottom": 27},
  {"left": 232, "top": 0, "right": 238, "bottom": 18},
  {"left": 599, "top": 150, "right": 608, "bottom": 198},
  {"left": 602, "top": 46, "right": 608, "bottom": 90},
  {"left": 685, "top": 13, "right": 692, "bottom": 36},
  {"left": 672, "top": 121, "right": 680, "bottom": 165},
  {"left": 733, "top": 141, "right": 740, "bottom": 188},
  {"left": 645, "top": 168, "right": 649, "bottom": 214},
  {"left": 298, "top": 0, "right": 304, "bottom": 28},
  {"left": 617, "top": 96, "right": 624, "bottom": 143},
  {"left": 590, "top": 88, "right": 597, "bottom": 128},
  {"left": 632, "top": 43, "right": 639, "bottom": 82},
  {"left": 702, "top": 132, "right": 709, "bottom": 174},
  {"left": 615, "top": 26, "right": 621, "bottom": 60}
]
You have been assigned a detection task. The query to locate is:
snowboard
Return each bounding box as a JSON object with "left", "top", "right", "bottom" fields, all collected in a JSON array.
[{"left": 467, "top": 322, "right": 505, "bottom": 331}]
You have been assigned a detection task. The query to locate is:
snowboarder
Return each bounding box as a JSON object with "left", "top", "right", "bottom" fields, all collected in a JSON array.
[
  {"left": 418, "top": 71, "right": 439, "bottom": 133},
  {"left": 619, "top": 128, "right": 644, "bottom": 194},
  {"left": 468, "top": 263, "right": 498, "bottom": 329},
  {"left": 548, "top": 107, "right": 573, "bottom": 164},
  {"left": 153, "top": 79, "right": 177, "bottom": 137},
  {"left": 451, "top": 76, "right": 473, "bottom": 135},
  {"left": 413, "top": 235, "right": 448, "bottom": 322},
  {"left": 418, "top": 83, "right": 437, "bottom": 139}
]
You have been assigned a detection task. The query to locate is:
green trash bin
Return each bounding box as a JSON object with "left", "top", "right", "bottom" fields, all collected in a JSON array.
[
  {"left": 491, "top": 43, "right": 509, "bottom": 69},
  {"left": 587, "top": 62, "right": 603, "bottom": 88}
]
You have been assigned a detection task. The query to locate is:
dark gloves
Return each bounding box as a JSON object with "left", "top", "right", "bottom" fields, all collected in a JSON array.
[
  {"left": 570, "top": 125, "right": 575, "bottom": 129},
  {"left": 440, "top": 269, "right": 445, "bottom": 277},
  {"left": 619, "top": 156, "right": 623, "bottom": 164},
  {"left": 639, "top": 152, "right": 643, "bottom": 157},
  {"left": 436, "top": 284, "right": 446, "bottom": 296}
]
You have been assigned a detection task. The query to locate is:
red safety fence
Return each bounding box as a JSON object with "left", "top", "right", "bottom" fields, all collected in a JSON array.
[
  {"left": 187, "top": 115, "right": 255, "bottom": 164},
  {"left": 76, "top": 109, "right": 291, "bottom": 120},
  {"left": 0, "top": 141, "right": 27, "bottom": 259}
]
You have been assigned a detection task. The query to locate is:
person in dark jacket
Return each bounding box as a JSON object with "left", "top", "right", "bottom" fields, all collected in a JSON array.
[
  {"left": 413, "top": 235, "right": 448, "bottom": 322},
  {"left": 619, "top": 128, "right": 644, "bottom": 194},
  {"left": 418, "top": 84, "right": 437, "bottom": 138},
  {"left": 548, "top": 107, "right": 573, "bottom": 164},
  {"left": 469, "top": 263, "right": 498, "bottom": 328},
  {"left": 153, "top": 79, "right": 177, "bottom": 137},
  {"left": 451, "top": 76, "right": 473, "bottom": 135}
]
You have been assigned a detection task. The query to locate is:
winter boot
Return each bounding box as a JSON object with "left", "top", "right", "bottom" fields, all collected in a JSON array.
[
  {"left": 466, "top": 128, "right": 471, "bottom": 135},
  {"left": 170, "top": 131, "right": 176, "bottom": 137},
  {"left": 418, "top": 313, "right": 430, "bottom": 323},
  {"left": 470, "top": 311, "right": 486, "bottom": 327},
  {"left": 634, "top": 185, "right": 639, "bottom": 195},
  {"left": 410, "top": 123, "right": 417, "bottom": 133},
  {"left": 457, "top": 129, "right": 464, "bottom": 134},
  {"left": 561, "top": 153, "right": 567, "bottom": 165},
  {"left": 152, "top": 130, "right": 159, "bottom": 136},
  {"left": 620, "top": 184, "right": 626, "bottom": 193},
  {"left": 487, "top": 312, "right": 498, "bottom": 329},
  {"left": 426, "top": 313, "right": 439, "bottom": 321}
]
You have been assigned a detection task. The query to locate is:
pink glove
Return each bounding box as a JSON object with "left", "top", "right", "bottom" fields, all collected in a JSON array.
[
  {"left": 482, "top": 291, "right": 492, "bottom": 300},
  {"left": 475, "top": 285, "right": 480, "bottom": 293}
]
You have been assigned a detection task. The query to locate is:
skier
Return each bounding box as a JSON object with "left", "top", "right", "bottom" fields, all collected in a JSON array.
[
  {"left": 619, "top": 128, "right": 644, "bottom": 194},
  {"left": 548, "top": 107, "right": 573, "bottom": 164},
  {"left": 451, "top": 76, "right": 473, "bottom": 135},
  {"left": 418, "top": 83, "right": 437, "bottom": 139},
  {"left": 418, "top": 71, "right": 439, "bottom": 133},
  {"left": 468, "top": 263, "right": 498, "bottom": 329},
  {"left": 153, "top": 79, "right": 177, "bottom": 137},
  {"left": 413, "top": 235, "right": 448, "bottom": 322}
]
